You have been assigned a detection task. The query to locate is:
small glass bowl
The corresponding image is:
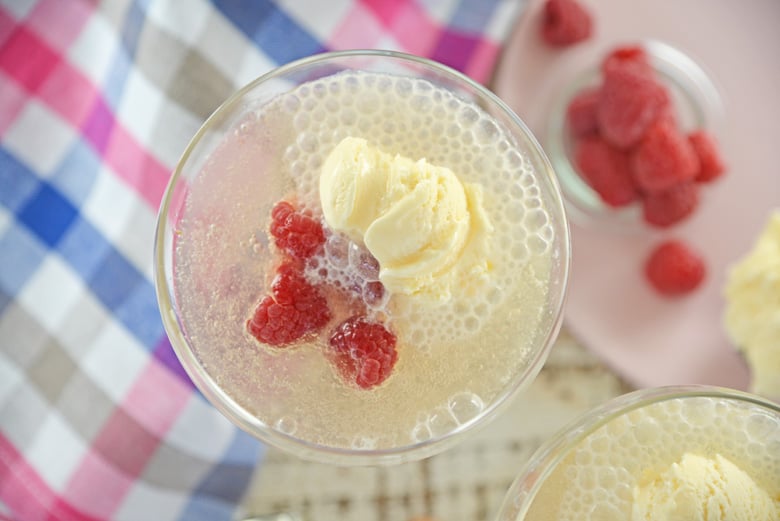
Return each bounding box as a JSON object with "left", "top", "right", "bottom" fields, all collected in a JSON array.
[
  {"left": 546, "top": 40, "right": 725, "bottom": 232},
  {"left": 494, "top": 385, "right": 780, "bottom": 520}
]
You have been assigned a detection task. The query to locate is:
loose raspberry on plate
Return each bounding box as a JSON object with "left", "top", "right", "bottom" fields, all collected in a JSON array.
[
  {"left": 597, "top": 65, "right": 670, "bottom": 149},
  {"left": 645, "top": 240, "right": 706, "bottom": 296},
  {"left": 641, "top": 180, "right": 699, "bottom": 228},
  {"left": 540, "top": 0, "right": 593, "bottom": 47},
  {"left": 574, "top": 135, "right": 638, "bottom": 207},
  {"left": 246, "top": 260, "right": 331, "bottom": 347},
  {"left": 328, "top": 316, "right": 398, "bottom": 389},
  {"left": 688, "top": 130, "right": 726, "bottom": 183},
  {"left": 566, "top": 87, "right": 600, "bottom": 137},
  {"left": 270, "top": 201, "right": 326, "bottom": 259},
  {"left": 631, "top": 121, "right": 700, "bottom": 193}
]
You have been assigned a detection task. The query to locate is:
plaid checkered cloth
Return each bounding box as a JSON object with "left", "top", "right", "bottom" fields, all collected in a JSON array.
[{"left": 0, "top": 0, "right": 525, "bottom": 519}]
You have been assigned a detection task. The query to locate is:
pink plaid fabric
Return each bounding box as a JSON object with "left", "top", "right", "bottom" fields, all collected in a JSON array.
[{"left": 0, "top": 0, "right": 526, "bottom": 519}]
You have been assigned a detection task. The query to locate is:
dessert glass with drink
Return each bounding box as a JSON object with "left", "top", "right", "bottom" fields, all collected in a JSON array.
[
  {"left": 154, "top": 50, "right": 570, "bottom": 465},
  {"left": 495, "top": 385, "right": 780, "bottom": 520}
]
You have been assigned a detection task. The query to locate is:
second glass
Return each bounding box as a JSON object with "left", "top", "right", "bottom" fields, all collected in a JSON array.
[{"left": 495, "top": 385, "right": 780, "bottom": 520}]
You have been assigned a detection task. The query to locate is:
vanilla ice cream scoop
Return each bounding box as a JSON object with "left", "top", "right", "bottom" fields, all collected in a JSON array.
[
  {"left": 632, "top": 453, "right": 779, "bottom": 521},
  {"left": 724, "top": 210, "right": 780, "bottom": 399},
  {"left": 320, "top": 137, "right": 493, "bottom": 299}
]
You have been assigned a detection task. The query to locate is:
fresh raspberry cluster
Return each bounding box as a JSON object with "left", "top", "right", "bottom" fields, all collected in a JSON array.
[
  {"left": 246, "top": 201, "right": 398, "bottom": 389},
  {"left": 567, "top": 45, "right": 726, "bottom": 228},
  {"left": 564, "top": 45, "right": 725, "bottom": 296}
]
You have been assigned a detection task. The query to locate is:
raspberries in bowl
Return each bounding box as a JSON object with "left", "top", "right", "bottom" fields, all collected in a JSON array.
[
  {"left": 547, "top": 41, "right": 726, "bottom": 232},
  {"left": 545, "top": 41, "right": 727, "bottom": 296}
]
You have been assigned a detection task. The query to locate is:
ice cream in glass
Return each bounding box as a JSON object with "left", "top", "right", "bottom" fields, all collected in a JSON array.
[
  {"left": 154, "top": 50, "right": 570, "bottom": 464},
  {"left": 495, "top": 386, "right": 780, "bottom": 520}
]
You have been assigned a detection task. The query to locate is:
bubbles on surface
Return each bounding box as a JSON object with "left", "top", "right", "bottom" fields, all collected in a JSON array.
[
  {"left": 176, "top": 64, "right": 570, "bottom": 456},
  {"left": 457, "top": 106, "right": 480, "bottom": 126},
  {"left": 274, "top": 416, "right": 298, "bottom": 435},
  {"left": 236, "top": 121, "right": 253, "bottom": 138},
  {"left": 293, "top": 111, "right": 310, "bottom": 131},
  {"left": 324, "top": 233, "right": 350, "bottom": 268},
  {"left": 296, "top": 132, "right": 318, "bottom": 153},
  {"left": 394, "top": 77, "right": 413, "bottom": 97},
  {"left": 548, "top": 397, "right": 780, "bottom": 521},
  {"left": 448, "top": 391, "right": 485, "bottom": 424},
  {"left": 350, "top": 435, "right": 377, "bottom": 450},
  {"left": 273, "top": 71, "right": 561, "bottom": 430},
  {"left": 411, "top": 420, "right": 433, "bottom": 443},
  {"left": 410, "top": 94, "right": 432, "bottom": 113},
  {"left": 410, "top": 392, "right": 486, "bottom": 442}
]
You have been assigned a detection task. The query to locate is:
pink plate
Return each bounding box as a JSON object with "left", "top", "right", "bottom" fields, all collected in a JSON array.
[{"left": 493, "top": 0, "right": 780, "bottom": 390}]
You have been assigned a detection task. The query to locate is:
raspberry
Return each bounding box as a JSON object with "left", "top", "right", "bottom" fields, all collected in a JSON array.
[
  {"left": 574, "top": 135, "right": 638, "bottom": 207},
  {"left": 246, "top": 261, "right": 331, "bottom": 346},
  {"left": 566, "top": 87, "right": 600, "bottom": 137},
  {"left": 601, "top": 45, "right": 653, "bottom": 77},
  {"left": 631, "top": 121, "right": 700, "bottom": 193},
  {"left": 688, "top": 130, "right": 726, "bottom": 183},
  {"left": 641, "top": 180, "right": 699, "bottom": 228},
  {"left": 270, "top": 201, "right": 325, "bottom": 259},
  {"left": 540, "top": 0, "right": 593, "bottom": 47},
  {"left": 645, "top": 240, "right": 706, "bottom": 296},
  {"left": 328, "top": 316, "right": 398, "bottom": 389},
  {"left": 597, "top": 65, "right": 670, "bottom": 149}
]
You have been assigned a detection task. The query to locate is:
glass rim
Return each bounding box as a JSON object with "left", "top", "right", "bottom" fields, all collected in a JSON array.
[
  {"left": 495, "top": 384, "right": 780, "bottom": 519},
  {"left": 153, "top": 49, "right": 571, "bottom": 465}
]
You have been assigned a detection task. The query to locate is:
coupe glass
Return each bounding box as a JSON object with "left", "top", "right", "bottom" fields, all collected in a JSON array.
[{"left": 154, "top": 50, "right": 570, "bottom": 465}]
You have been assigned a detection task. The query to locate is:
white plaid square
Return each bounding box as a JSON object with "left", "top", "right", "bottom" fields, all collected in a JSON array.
[
  {"left": 115, "top": 68, "right": 166, "bottom": 157},
  {"left": 80, "top": 168, "right": 144, "bottom": 273},
  {"left": 235, "top": 48, "right": 277, "bottom": 91},
  {"left": 66, "top": 9, "right": 119, "bottom": 87},
  {"left": 3, "top": 99, "right": 76, "bottom": 178},
  {"left": 0, "top": 352, "right": 23, "bottom": 408},
  {"left": 26, "top": 411, "right": 88, "bottom": 491},
  {"left": 114, "top": 204, "right": 157, "bottom": 281},
  {"left": 197, "top": 15, "right": 255, "bottom": 87},
  {"left": 0, "top": 381, "right": 49, "bottom": 451},
  {"left": 58, "top": 292, "right": 110, "bottom": 361},
  {"left": 146, "top": 0, "right": 211, "bottom": 47},
  {"left": 147, "top": 96, "right": 204, "bottom": 170},
  {"left": 165, "top": 394, "right": 236, "bottom": 461},
  {"left": 17, "top": 255, "right": 85, "bottom": 334},
  {"left": 282, "top": 0, "right": 353, "bottom": 42},
  {"left": 81, "top": 321, "right": 148, "bottom": 403}
]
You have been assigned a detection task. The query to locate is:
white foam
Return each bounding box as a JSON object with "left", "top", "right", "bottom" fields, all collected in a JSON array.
[
  {"left": 528, "top": 396, "right": 780, "bottom": 520},
  {"left": 260, "top": 70, "right": 555, "bottom": 349}
]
